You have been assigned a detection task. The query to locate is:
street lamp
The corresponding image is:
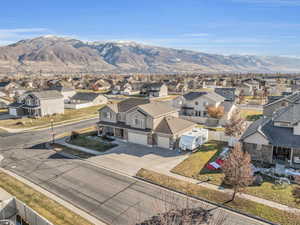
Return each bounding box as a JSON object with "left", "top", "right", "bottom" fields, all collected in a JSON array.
[{"left": 50, "top": 119, "right": 55, "bottom": 144}]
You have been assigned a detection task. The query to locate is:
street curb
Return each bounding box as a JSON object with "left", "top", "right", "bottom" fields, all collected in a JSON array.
[{"left": 133, "top": 175, "right": 277, "bottom": 225}]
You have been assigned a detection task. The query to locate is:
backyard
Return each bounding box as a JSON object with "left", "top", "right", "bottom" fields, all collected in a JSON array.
[
  {"left": 0, "top": 105, "right": 104, "bottom": 129},
  {"left": 171, "top": 140, "right": 300, "bottom": 209},
  {"left": 240, "top": 109, "right": 262, "bottom": 121}
]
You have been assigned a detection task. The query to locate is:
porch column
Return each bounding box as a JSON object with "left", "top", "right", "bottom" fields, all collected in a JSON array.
[{"left": 290, "top": 148, "right": 294, "bottom": 166}]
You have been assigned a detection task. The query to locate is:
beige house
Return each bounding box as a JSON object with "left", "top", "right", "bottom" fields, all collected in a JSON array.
[
  {"left": 97, "top": 98, "right": 196, "bottom": 149},
  {"left": 8, "top": 90, "right": 64, "bottom": 117}
]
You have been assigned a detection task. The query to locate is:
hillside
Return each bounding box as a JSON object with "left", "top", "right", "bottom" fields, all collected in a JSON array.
[{"left": 0, "top": 35, "right": 300, "bottom": 74}]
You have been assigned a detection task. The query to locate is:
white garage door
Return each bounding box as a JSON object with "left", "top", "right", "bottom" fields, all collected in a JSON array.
[
  {"left": 157, "top": 136, "right": 170, "bottom": 149},
  {"left": 128, "top": 132, "right": 148, "bottom": 146},
  {"left": 9, "top": 108, "right": 17, "bottom": 116}
]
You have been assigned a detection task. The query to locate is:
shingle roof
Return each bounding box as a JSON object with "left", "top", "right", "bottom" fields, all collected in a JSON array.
[
  {"left": 105, "top": 98, "right": 151, "bottom": 113},
  {"left": 214, "top": 88, "right": 236, "bottom": 101},
  {"left": 71, "top": 92, "right": 102, "bottom": 101},
  {"left": 138, "top": 102, "right": 178, "bottom": 117},
  {"left": 0, "top": 81, "right": 10, "bottom": 88},
  {"left": 266, "top": 91, "right": 300, "bottom": 106},
  {"left": 30, "top": 90, "right": 63, "bottom": 99},
  {"left": 155, "top": 116, "right": 196, "bottom": 134},
  {"left": 183, "top": 91, "right": 225, "bottom": 102},
  {"left": 241, "top": 105, "right": 300, "bottom": 148},
  {"left": 273, "top": 103, "right": 300, "bottom": 124},
  {"left": 142, "top": 82, "right": 164, "bottom": 89}
]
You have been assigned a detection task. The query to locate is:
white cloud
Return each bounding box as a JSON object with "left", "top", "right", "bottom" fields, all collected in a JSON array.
[{"left": 0, "top": 28, "right": 50, "bottom": 45}]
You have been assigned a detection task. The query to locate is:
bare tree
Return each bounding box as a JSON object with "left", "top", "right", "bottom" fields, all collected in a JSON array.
[
  {"left": 221, "top": 143, "right": 254, "bottom": 201},
  {"left": 224, "top": 109, "right": 246, "bottom": 138},
  {"left": 206, "top": 106, "right": 224, "bottom": 119}
]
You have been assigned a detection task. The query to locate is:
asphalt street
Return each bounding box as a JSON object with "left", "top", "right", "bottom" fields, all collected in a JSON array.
[{"left": 0, "top": 119, "right": 269, "bottom": 225}]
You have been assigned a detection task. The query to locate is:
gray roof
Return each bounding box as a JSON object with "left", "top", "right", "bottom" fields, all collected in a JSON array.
[
  {"left": 214, "top": 88, "right": 236, "bottom": 101},
  {"left": 142, "top": 83, "right": 164, "bottom": 89},
  {"left": 71, "top": 92, "right": 102, "bottom": 101},
  {"left": 266, "top": 91, "right": 300, "bottom": 106},
  {"left": 155, "top": 116, "right": 196, "bottom": 134},
  {"left": 241, "top": 105, "right": 300, "bottom": 148},
  {"left": 138, "top": 102, "right": 178, "bottom": 118},
  {"left": 29, "top": 90, "right": 63, "bottom": 99},
  {"left": 105, "top": 98, "right": 150, "bottom": 113},
  {"left": 273, "top": 103, "right": 300, "bottom": 124},
  {"left": 49, "top": 86, "right": 75, "bottom": 92},
  {"left": 183, "top": 91, "right": 225, "bottom": 102},
  {"left": 0, "top": 81, "right": 10, "bottom": 88},
  {"left": 220, "top": 101, "right": 235, "bottom": 114}
]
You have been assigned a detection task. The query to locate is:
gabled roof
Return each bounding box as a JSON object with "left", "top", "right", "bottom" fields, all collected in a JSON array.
[
  {"left": 29, "top": 90, "right": 63, "bottom": 99},
  {"left": 214, "top": 88, "right": 236, "bottom": 101},
  {"left": 265, "top": 91, "right": 300, "bottom": 107},
  {"left": 241, "top": 104, "right": 300, "bottom": 148},
  {"left": 0, "top": 81, "right": 11, "bottom": 87},
  {"left": 142, "top": 82, "right": 165, "bottom": 89},
  {"left": 155, "top": 116, "right": 196, "bottom": 134},
  {"left": 71, "top": 92, "right": 103, "bottom": 101},
  {"left": 104, "top": 98, "right": 151, "bottom": 113},
  {"left": 182, "top": 91, "right": 225, "bottom": 102},
  {"left": 137, "top": 102, "right": 178, "bottom": 118},
  {"left": 273, "top": 103, "right": 300, "bottom": 124}
]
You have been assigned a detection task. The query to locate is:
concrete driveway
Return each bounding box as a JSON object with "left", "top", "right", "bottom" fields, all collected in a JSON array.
[{"left": 87, "top": 141, "right": 189, "bottom": 176}]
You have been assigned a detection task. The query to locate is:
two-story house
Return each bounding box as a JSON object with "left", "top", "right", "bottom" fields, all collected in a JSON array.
[
  {"left": 8, "top": 90, "right": 64, "bottom": 117},
  {"left": 140, "top": 83, "right": 168, "bottom": 98},
  {"left": 97, "top": 98, "right": 196, "bottom": 149},
  {"left": 172, "top": 91, "right": 236, "bottom": 125},
  {"left": 241, "top": 101, "right": 300, "bottom": 167}
]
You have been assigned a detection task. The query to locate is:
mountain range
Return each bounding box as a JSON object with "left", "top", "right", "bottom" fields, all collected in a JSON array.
[{"left": 0, "top": 35, "right": 300, "bottom": 75}]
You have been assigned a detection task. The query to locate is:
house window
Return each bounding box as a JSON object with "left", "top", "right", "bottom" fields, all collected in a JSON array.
[
  {"left": 203, "top": 101, "right": 208, "bottom": 107},
  {"left": 195, "top": 101, "right": 199, "bottom": 106},
  {"left": 103, "top": 112, "right": 111, "bottom": 119},
  {"left": 203, "top": 111, "right": 208, "bottom": 117},
  {"left": 134, "top": 118, "right": 142, "bottom": 126}
]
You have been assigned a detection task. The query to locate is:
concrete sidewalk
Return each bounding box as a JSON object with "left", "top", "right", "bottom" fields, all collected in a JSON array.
[
  {"left": 150, "top": 164, "right": 300, "bottom": 214},
  {"left": 0, "top": 116, "right": 98, "bottom": 133}
]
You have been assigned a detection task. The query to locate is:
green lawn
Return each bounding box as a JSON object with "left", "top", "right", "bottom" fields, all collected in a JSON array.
[
  {"left": 240, "top": 109, "right": 263, "bottom": 121},
  {"left": 68, "top": 135, "right": 117, "bottom": 152},
  {"left": 137, "top": 169, "right": 300, "bottom": 225},
  {"left": 171, "top": 141, "right": 300, "bottom": 209},
  {"left": 0, "top": 171, "right": 94, "bottom": 225},
  {"left": 52, "top": 143, "right": 95, "bottom": 159},
  {"left": 0, "top": 105, "right": 104, "bottom": 129}
]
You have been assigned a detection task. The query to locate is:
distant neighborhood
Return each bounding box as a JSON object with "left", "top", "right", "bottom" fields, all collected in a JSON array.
[{"left": 2, "top": 72, "right": 300, "bottom": 225}]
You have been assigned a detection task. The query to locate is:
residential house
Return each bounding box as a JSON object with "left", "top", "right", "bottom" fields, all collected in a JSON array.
[
  {"left": 8, "top": 90, "right": 64, "bottom": 117},
  {"left": 241, "top": 101, "right": 300, "bottom": 167},
  {"left": 65, "top": 92, "right": 107, "bottom": 109},
  {"left": 97, "top": 98, "right": 196, "bottom": 149},
  {"left": 49, "top": 86, "right": 76, "bottom": 102},
  {"left": 214, "top": 88, "right": 236, "bottom": 102},
  {"left": 172, "top": 91, "right": 236, "bottom": 125},
  {"left": 90, "top": 79, "right": 111, "bottom": 91},
  {"left": 0, "top": 81, "right": 19, "bottom": 92},
  {"left": 121, "top": 82, "right": 144, "bottom": 96},
  {"left": 263, "top": 92, "right": 300, "bottom": 117},
  {"left": 140, "top": 83, "right": 168, "bottom": 98}
]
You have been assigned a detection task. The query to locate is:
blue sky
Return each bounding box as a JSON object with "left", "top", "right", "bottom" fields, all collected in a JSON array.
[{"left": 0, "top": 0, "right": 300, "bottom": 57}]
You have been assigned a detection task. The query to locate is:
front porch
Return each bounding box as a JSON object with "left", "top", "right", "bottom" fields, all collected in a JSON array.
[
  {"left": 97, "top": 124, "right": 127, "bottom": 140},
  {"left": 22, "top": 106, "right": 41, "bottom": 118}
]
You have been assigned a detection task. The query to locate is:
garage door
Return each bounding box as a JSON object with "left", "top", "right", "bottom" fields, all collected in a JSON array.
[
  {"left": 128, "top": 132, "right": 148, "bottom": 146},
  {"left": 157, "top": 136, "right": 170, "bottom": 149},
  {"left": 9, "top": 108, "right": 17, "bottom": 116}
]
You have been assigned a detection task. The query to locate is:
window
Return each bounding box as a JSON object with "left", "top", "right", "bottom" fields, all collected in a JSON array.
[
  {"left": 195, "top": 101, "right": 199, "bottom": 105},
  {"left": 203, "top": 101, "right": 208, "bottom": 106},
  {"left": 134, "top": 118, "right": 139, "bottom": 125},
  {"left": 103, "top": 112, "right": 111, "bottom": 119}
]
